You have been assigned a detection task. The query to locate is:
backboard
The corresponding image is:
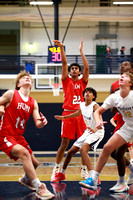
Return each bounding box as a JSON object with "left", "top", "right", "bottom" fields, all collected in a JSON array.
[{"left": 35, "top": 63, "right": 63, "bottom": 95}]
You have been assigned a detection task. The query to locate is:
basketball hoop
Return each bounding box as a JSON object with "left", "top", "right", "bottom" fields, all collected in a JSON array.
[{"left": 51, "top": 83, "right": 62, "bottom": 96}]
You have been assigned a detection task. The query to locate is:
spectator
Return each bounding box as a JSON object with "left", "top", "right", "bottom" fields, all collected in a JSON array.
[
  {"left": 118, "top": 46, "right": 126, "bottom": 63},
  {"left": 104, "top": 46, "right": 112, "bottom": 74}
]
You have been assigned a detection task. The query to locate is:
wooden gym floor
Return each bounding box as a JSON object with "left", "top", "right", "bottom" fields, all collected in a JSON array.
[{"left": 0, "top": 151, "right": 133, "bottom": 199}]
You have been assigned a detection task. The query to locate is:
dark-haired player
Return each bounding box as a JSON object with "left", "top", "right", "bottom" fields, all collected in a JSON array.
[
  {"left": 51, "top": 38, "right": 89, "bottom": 182},
  {"left": 53, "top": 87, "right": 104, "bottom": 183}
]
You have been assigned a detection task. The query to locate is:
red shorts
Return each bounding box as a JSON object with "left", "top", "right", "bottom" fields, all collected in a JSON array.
[
  {"left": 127, "top": 141, "right": 133, "bottom": 147},
  {"left": 0, "top": 135, "right": 32, "bottom": 161},
  {"left": 61, "top": 111, "right": 87, "bottom": 140}
]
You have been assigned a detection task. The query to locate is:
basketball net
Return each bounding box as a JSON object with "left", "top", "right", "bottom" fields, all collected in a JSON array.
[{"left": 51, "top": 83, "right": 61, "bottom": 96}]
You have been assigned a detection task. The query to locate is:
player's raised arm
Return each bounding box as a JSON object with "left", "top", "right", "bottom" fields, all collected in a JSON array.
[
  {"left": 53, "top": 40, "right": 68, "bottom": 81},
  {"left": 79, "top": 38, "right": 89, "bottom": 83}
]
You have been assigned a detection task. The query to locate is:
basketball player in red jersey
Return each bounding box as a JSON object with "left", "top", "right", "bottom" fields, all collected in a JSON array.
[
  {"left": 0, "top": 71, "right": 55, "bottom": 199},
  {"left": 110, "top": 61, "right": 133, "bottom": 94},
  {"left": 109, "top": 61, "right": 133, "bottom": 192},
  {"left": 51, "top": 38, "right": 89, "bottom": 182}
]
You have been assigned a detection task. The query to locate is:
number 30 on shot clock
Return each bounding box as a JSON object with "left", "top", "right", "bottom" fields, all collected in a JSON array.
[{"left": 48, "top": 46, "right": 65, "bottom": 63}]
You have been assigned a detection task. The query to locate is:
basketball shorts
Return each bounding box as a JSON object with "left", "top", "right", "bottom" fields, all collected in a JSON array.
[
  {"left": 74, "top": 128, "right": 104, "bottom": 150},
  {"left": 116, "top": 123, "right": 133, "bottom": 143},
  {"left": 61, "top": 111, "right": 87, "bottom": 140},
  {"left": 0, "top": 135, "right": 32, "bottom": 161},
  {"left": 127, "top": 141, "right": 133, "bottom": 147}
]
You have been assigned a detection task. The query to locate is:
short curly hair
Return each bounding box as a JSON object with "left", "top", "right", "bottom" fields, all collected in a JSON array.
[
  {"left": 120, "top": 61, "right": 133, "bottom": 75},
  {"left": 15, "top": 70, "right": 32, "bottom": 90},
  {"left": 68, "top": 63, "right": 81, "bottom": 72}
]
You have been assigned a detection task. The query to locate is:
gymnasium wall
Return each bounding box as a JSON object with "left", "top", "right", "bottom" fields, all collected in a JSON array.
[{"left": 20, "top": 21, "right": 133, "bottom": 55}]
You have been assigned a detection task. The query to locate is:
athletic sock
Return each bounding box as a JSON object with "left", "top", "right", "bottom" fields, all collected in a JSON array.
[
  {"left": 55, "top": 163, "right": 60, "bottom": 168},
  {"left": 127, "top": 162, "right": 133, "bottom": 172},
  {"left": 61, "top": 169, "right": 65, "bottom": 174},
  {"left": 92, "top": 171, "right": 100, "bottom": 185},
  {"left": 23, "top": 173, "right": 30, "bottom": 182},
  {"left": 53, "top": 163, "right": 60, "bottom": 173},
  {"left": 81, "top": 165, "right": 87, "bottom": 170},
  {"left": 130, "top": 159, "right": 133, "bottom": 165},
  {"left": 89, "top": 170, "right": 94, "bottom": 176},
  {"left": 32, "top": 178, "right": 41, "bottom": 191},
  {"left": 118, "top": 175, "right": 125, "bottom": 183}
]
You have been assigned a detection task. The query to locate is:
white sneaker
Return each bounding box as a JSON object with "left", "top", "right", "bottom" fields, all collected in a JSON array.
[
  {"left": 109, "top": 182, "right": 129, "bottom": 193},
  {"left": 127, "top": 172, "right": 133, "bottom": 185},
  {"left": 81, "top": 167, "right": 89, "bottom": 179},
  {"left": 18, "top": 176, "right": 36, "bottom": 191},
  {"left": 51, "top": 165, "right": 60, "bottom": 181},
  {"left": 35, "top": 183, "right": 55, "bottom": 199}
]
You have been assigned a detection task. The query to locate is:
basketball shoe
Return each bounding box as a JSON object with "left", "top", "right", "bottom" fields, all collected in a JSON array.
[
  {"left": 81, "top": 167, "right": 89, "bottom": 179},
  {"left": 51, "top": 165, "right": 60, "bottom": 182},
  {"left": 79, "top": 177, "right": 97, "bottom": 190},
  {"left": 35, "top": 183, "right": 55, "bottom": 199},
  {"left": 97, "top": 178, "right": 101, "bottom": 185},
  {"left": 18, "top": 176, "right": 36, "bottom": 191},
  {"left": 109, "top": 181, "right": 129, "bottom": 193},
  {"left": 127, "top": 172, "right": 133, "bottom": 185},
  {"left": 51, "top": 172, "right": 65, "bottom": 182},
  {"left": 81, "top": 172, "right": 101, "bottom": 186}
]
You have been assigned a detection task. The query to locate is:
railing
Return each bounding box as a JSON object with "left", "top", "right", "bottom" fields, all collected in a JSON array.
[{"left": 0, "top": 54, "right": 132, "bottom": 75}]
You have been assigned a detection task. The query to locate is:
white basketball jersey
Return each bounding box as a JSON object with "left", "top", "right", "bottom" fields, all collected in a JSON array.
[
  {"left": 103, "top": 90, "right": 133, "bottom": 128},
  {"left": 80, "top": 101, "right": 97, "bottom": 129}
]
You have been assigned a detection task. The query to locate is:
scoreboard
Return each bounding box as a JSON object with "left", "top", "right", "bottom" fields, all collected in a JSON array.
[{"left": 48, "top": 45, "right": 65, "bottom": 63}]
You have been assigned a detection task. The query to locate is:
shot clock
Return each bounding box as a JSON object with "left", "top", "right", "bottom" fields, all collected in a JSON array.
[{"left": 48, "top": 45, "right": 65, "bottom": 63}]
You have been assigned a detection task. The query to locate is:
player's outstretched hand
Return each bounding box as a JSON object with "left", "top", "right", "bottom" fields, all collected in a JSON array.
[
  {"left": 54, "top": 115, "right": 64, "bottom": 120},
  {"left": 53, "top": 40, "right": 63, "bottom": 47},
  {"left": 87, "top": 126, "right": 95, "bottom": 133},
  {"left": 37, "top": 112, "right": 48, "bottom": 126},
  {"left": 79, "top": 37, "right": 83, "bottom": 52},
  {"left": 96, "top": 121, "right": 107, "bottom": 129}
]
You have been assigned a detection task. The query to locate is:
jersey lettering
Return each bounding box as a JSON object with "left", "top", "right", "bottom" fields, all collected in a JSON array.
[
  {"left": 74, "top": 84, "right": 80, "bottom": 90},
  {"left": 17, "top": 103, "right": 30, "bottom": 113}
]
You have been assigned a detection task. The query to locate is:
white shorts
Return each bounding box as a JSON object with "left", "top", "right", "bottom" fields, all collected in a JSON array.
[
  {"left": 74, "top": 128, "right": 104, "bottom": 150},
  {"left": 116, "top": 123, "right": 133, "bottom": 143}
]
